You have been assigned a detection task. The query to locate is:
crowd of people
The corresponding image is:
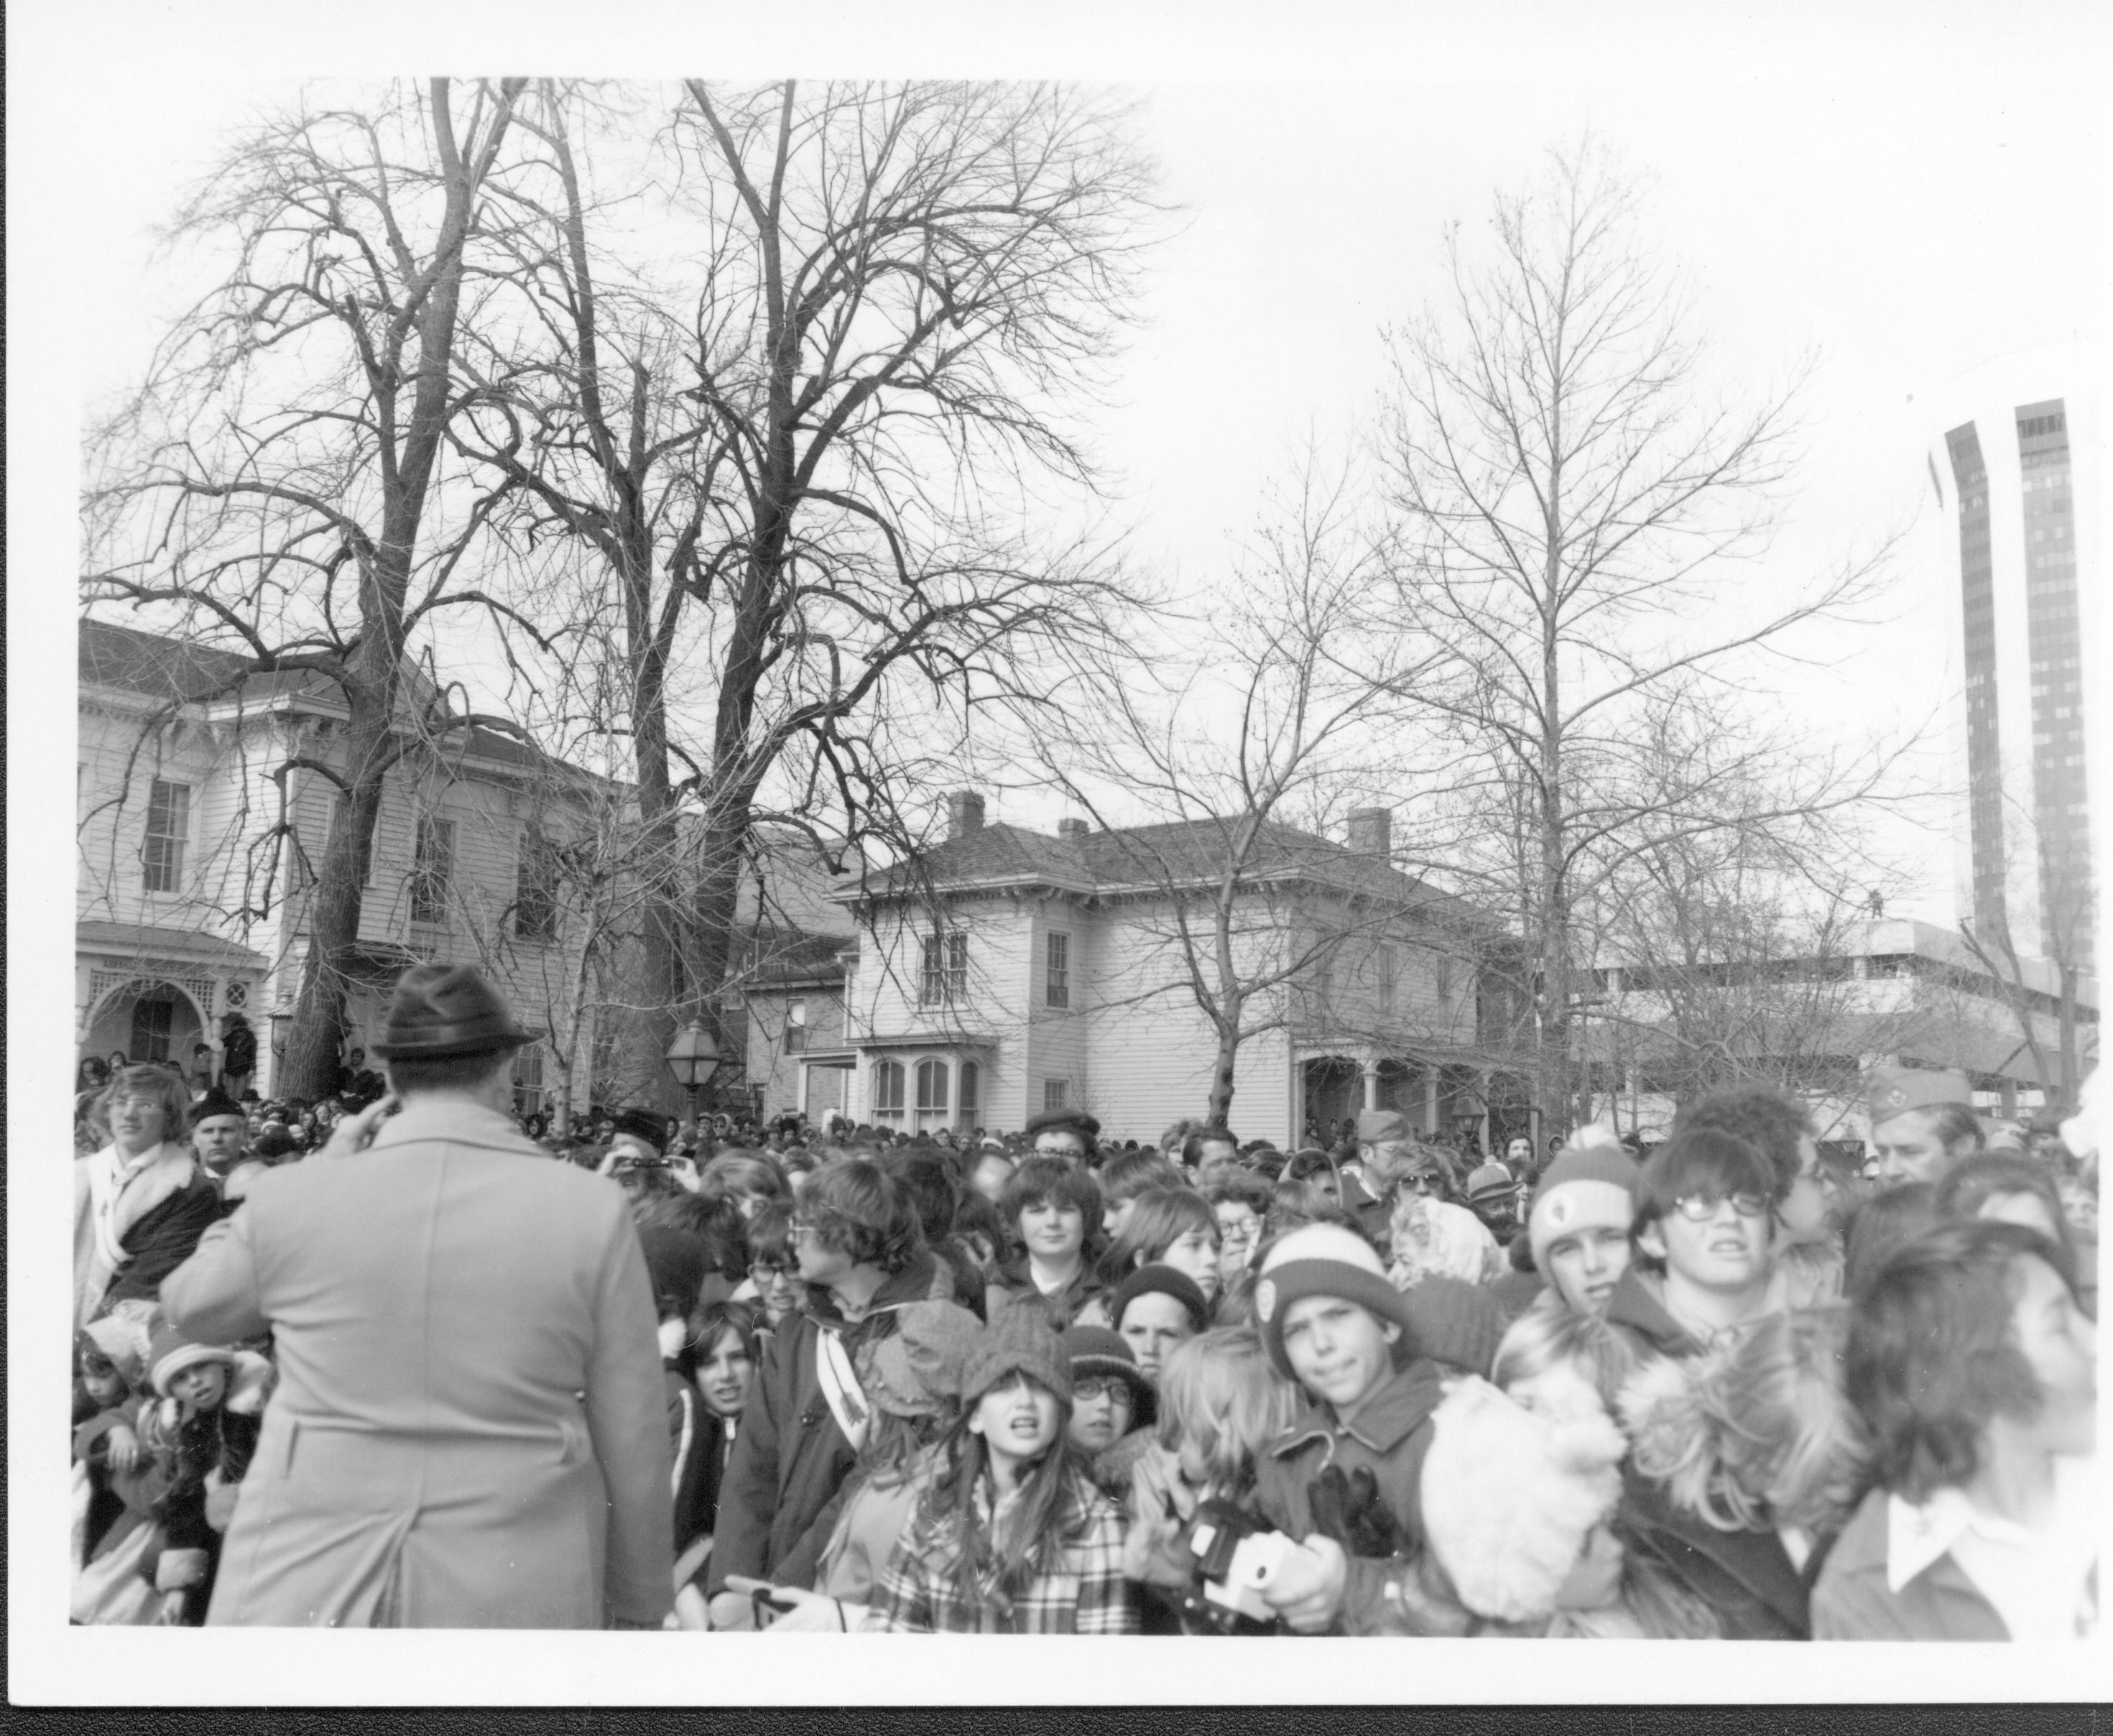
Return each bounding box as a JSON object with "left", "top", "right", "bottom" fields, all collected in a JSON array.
[{"left": 70, "top": 963, "right": 2100, "bottom": 1640}]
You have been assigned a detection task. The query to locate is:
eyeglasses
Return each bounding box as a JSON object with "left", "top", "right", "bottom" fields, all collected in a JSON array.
[
  {"left": 1073, "top": 1377, "right": 1133, "bottom": 1406},
  {"left": 1407, "top": 1173, "right": 1443, "bottom": 1194},
  {"left": 1670, "top": 1192, "right": 1772, "bottom": 1222}
]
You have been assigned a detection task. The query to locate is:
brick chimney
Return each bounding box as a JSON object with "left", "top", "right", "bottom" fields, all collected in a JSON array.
[
  {"left": 1056, "top": 817, "right": 1089, "bottom": 839},
  {"left": 947, "top": 790, "right": 986, "bottom": 839},
  {"left": 1346, "top": 806, "right": 1392, "bottom": 859}
]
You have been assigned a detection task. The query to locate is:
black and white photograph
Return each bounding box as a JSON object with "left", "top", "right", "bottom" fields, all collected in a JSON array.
[{"left": 10, "top": 0, "right": 2108, "bottom": 1707}]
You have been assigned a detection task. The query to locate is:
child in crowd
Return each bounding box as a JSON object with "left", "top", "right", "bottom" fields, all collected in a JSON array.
[
  {"left": 866, "top": 1303, "right": 1137, "bottom": 1633},
  {"left": 1245, "top": 1224, "right": 1448, "bottom": 1634},
  {"left": 144, "top": 1324, "right": 270, "bottom": 1622},
  {"left": 1089, "top": 1188, "right": 1225, "bottom": 1317},
  {"left": 1120, "top": 1328, "right": 1302, "bottom": 1633},
  {"left": 734, "top": 1205, "right": 805, "bottom": 1331},
  {"left": 1108, "top": 1265, "right": 1211, "bottom": 1384},
  {"left": 759, "top": 1300, "right": 984, "bottom": 1630},
  {"left": 1062, "top": 1325, "right": 1158, "bottom": 1495},
  {"left": 986, "top": 1158, "right": 1104, "bottom": 1327}
]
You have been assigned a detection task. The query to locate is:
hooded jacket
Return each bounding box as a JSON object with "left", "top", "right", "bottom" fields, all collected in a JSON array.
[
  {"left": 1251, "top": 1357, "right": 1450, "bottom": 1635},
  {"left": 706, "top": 1248, "right": 951, "bottom": 1597}
]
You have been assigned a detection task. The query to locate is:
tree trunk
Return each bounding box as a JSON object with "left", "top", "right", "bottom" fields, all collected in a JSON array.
[
  {"left": 280, "top": 693, "right": 391, "bottom": 1101},
  {"left": 1206, "top": 994, "right": 1245, "bottom": 1128},
  {"left": 274, "top": 79, "right": 520, "bottom": 1101}
]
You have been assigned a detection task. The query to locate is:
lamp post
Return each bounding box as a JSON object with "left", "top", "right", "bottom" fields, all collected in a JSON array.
[{"left": 665, "top": 1020, "right": 721, "bottom": 1147}]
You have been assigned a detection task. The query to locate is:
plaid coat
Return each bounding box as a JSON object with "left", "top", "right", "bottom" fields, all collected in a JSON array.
[{"left": 869, "top": 1467, "right": 1137, "bottom": 1633}]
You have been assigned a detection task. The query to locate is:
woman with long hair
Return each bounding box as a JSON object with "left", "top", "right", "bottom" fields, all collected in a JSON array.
[{"left": 866, "top": 1304, "right": 1136, "bottom": 1633}]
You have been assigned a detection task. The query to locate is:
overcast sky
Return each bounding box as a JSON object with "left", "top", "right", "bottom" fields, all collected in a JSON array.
[{"left": 17, "top": 0, "right": 2112, "bottom": 923}]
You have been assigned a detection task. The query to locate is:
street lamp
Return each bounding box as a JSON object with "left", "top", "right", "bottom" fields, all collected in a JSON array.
[{"left": 665, "top": 1020, "right": 722, "bottom": 1135}]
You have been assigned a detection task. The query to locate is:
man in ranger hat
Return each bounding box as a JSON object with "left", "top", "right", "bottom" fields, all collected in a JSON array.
[
  {"left": 1866, "top": 1065, "right": 1984, "bottom": 1188},
  {"left": 160, "top": 963, "right": 673, "bottom": 1629}
]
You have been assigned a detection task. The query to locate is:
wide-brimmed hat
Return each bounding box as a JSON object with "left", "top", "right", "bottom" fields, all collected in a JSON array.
[{"left": 369, "top": 964, "right": 541, "bottom": 1061}]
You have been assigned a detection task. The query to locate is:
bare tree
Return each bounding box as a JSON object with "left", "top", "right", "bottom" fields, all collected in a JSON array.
[
  {"left": 1036, "top": 454, "right": 1469, "bottom": 1127},
  {"left": 82, "top": 80, "right": 537, "bottom": 1101},
  {"left": 1374, "top": 137, "right": 1902, "bottom": 1140},
  {"left": 450, "top": 80, "right": 1162, "bottom": 1096}
]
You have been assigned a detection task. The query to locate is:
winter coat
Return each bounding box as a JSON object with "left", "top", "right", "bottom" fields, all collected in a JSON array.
[
  {"left": 984, "top": 1255, "right": 1102, "bottom": 1330},
  {"left": 707, "top": 1250, "right": 953, "bottom": 1597},
  {"left": 1809, "top": 1486, "right": 2009, "bottom": 1640},
  {"left": 1601, "top": 1266, "right": 1809, "bottom": 1638},
  {"left": 73, "top": 1143, "right": 222, "bottom": 1329},
  {"left": 1251, "top": 1357, "right": 1450, "bottom": 1635},
  {"left": 664, "top": 1362, "right": 731, "bottom": 1558},
  {"left": 159, "top": 1096, "right": 673, "bottom": 1628}
]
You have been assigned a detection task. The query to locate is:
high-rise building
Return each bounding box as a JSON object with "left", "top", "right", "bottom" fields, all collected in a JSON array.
[{"left": 1932, "top": 379, "right": 2094, "bottom": 971}]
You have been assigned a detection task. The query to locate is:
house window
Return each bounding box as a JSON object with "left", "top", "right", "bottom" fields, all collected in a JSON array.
[
  {"left": 874, "top": 1058, "right": 906, "bottom": 1121},
  {"left": 1435, "top": 951, "right": 1453, "bottom": 1002},
  {"left": 958, "top": 1060, "right": 980, "bottom": 1120},
  {"left": 514, "top": 827, "right": 560, "bottom": 941},
  {"left": 1377, "top": 945, "right": 1397, "bottom": 1017},
  {"left": 512, "top": 1046, "right": 545, "bottom": 1118},
  {"left": 920, "top": 931, "right": 969, "bottom": 1005},
  {"left": 785, "top": 999, "right": 808, "bottom": 1053},
  {"left": 410, "top": 815, "right": 455, "bottom": 924},
  {"left": 915, "top": 1058, "right": 950, "bottom": 1129},
  {"left": 143, "top": 779, "right": 190, "bottom": 893},
  {"left": 1043, "top": 1078, "right": 1068, "bottom": 1113},
  {"left": 1046, "top": 932, "right": 1071, "bottom": 1008}
]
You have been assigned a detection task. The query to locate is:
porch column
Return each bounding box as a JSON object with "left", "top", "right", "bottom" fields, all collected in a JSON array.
[
  {"left": 1361, "top": 1061, "right": 1379, "bottom": 1112},
  {"left": 1477, "top": 1068, "right": 1493, "bottom": 1159},
  {"left": 1423, "top": 1066, "right": 1440, "bottom": 1137}
]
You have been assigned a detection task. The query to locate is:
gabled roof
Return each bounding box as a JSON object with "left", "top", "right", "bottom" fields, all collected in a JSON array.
[{"left": 845, "top": 815, "right": 1476, "bottom": 923}]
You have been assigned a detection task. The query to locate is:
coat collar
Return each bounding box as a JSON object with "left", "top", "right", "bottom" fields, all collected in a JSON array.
[
  {"left": 366, "top": 1096, "right": 544, "bottom": 1155},
  {"left": 1603, "top": 1268, "right": 1705, "bottom": 1358},
  {"left": 806, "top": 1248, "right": 945, "bottom": 1333},
  {"left": 1269, "top": 1357, "right": 1447, "bottom": 1459}
]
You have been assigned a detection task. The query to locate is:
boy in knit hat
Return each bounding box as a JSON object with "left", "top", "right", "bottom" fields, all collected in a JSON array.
[
  {"left": 1527, "top": 1141, "right": 1644, "bottom": 1317},
  {"left": 1107, "top": 1265, "right": 1209, "bottom": 1382},
  {"left": 1246, "top": 1224, "right": 1449, "bottom": 1633}
]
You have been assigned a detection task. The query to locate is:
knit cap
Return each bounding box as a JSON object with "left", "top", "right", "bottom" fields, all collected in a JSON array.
[
  {"left": 1062, "top": 1323, "right": 1157, "bottom": 1427},
  {"left": 1108, "top": 1263, "right": 1211, "bottom": 1335},
  {"left": 189, "top": 1088, "right": 245, "bottom": 1128},
  {"left": 1397, "top": 1275, "right": 1504, "bottom": 1378},
  {"left": 146, "top": 1323, "right": 238, "bottom": 1399},
  {"left": 959, "top": 1298, "right": 1072, "bottom": 1407},
  {"left": 1527, "top": 1144, "right": 1642, "bottom": 1273},
  {"left": 1252, "top": 1223, "right": 1418, "bottom": 1382},
  {"left": 862, "top": 1299, "right": 983, "bottom": 1418}
]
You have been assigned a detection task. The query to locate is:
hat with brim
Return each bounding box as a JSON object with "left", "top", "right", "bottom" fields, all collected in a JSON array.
[
  {"left": 1252, "top": 1224, "right": 1418, "bottom": 1382},
  {"left": 147, "top": 1324, "right": 239, "bottom": 1398},
  {"left": 1865, "top": 1065, "right": 1974, "bottom": 1127},
  {"left": 1062, "top": 1324, "right": 1157, "bottom": 1428},
  {"left": 369, "top": 964, "right": 542, "bottom": 1061}
]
